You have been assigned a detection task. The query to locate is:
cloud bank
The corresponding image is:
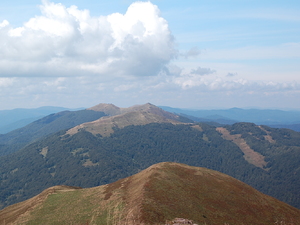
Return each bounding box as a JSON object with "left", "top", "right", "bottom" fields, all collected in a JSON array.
[
  {"left": 0, "top": 1, "right": 299, "bottom": 109},
  {"left": 0, "top": 0, "right": 176, "bottom": 77}
]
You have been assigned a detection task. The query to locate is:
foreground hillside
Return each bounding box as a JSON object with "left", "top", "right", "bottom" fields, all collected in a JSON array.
[
  {"left": 0, "top": 103, "right": 300, "bottom": 210},
  {"left": 1, "top": 162, "right": 299, "bottom": 225}
]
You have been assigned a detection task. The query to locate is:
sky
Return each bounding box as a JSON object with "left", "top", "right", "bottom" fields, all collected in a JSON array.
[{"left": 0, "top": 0, "right": 299, "bottom": 110}]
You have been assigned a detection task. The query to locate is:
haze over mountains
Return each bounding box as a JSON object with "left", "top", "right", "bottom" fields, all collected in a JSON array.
[
  {"left": 0, "top": 109, "right": 107, "bottom": 157},
  {"left": 2, "top": 105, "right": 300, "bottom": 135},
  {"left": 0, "top": 103, "right": 300, "bottom": 223},
  {"left": 161, "top": 106, "right": 300, "bottom": 131},
  {"left": 0, "top": 107, "right": 70, "bottom": 134},
  {"left": 1, "top": 162, "right": 300, "bottom": 225}
]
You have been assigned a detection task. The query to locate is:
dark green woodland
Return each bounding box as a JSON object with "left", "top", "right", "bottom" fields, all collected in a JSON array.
[{"left": 0, "top": 121, "right": 300, "bottom": 210}]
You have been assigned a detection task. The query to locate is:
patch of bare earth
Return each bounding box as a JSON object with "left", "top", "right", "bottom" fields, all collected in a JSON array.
[
  {"left": 259, "top": 126, "right": 276, "bottom": 144},
  {"left": 191, "top": 125, "right": 203, "bottom": 132},
  {"left": 121, "top": 165, "right": 162, "bottom": 225},
  {"left": 216, "top": 127, "right": 267, "bottom": 169},
  {"left": 39, "top": 147, "right": 48, "bottom": 158},
  {"left": 82, "top": 159, "right": 99, "bottom": 167}
]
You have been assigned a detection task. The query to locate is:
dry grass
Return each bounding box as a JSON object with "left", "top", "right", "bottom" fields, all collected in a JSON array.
[
  {"left": 0, "top": 186, "right": 82, "bottom": 225},
  {"left": 259, "top": 126, "right": 276, "bottom": 144},
  {"left": 66, "top": 111, "right": 183, "bottom": 137},
  {"left": 216, "top": 127, "right": 268, "bottom": 169},
  {"left": 1, "top": 162, "right": 300, "bottom": 225}
]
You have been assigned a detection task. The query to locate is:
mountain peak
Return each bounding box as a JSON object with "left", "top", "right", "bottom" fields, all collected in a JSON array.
[
  {"left": 93, "top": 162, "right": 300, "bottom": 224},
  {"left": 87, "top": 103, "right": 121, "bottom": 116},
  {"left": 69, "top": 103, "right": 187, "bottom": 136},
  {"left": 88, "top": 102, "right": 159, "bottom": 115}
]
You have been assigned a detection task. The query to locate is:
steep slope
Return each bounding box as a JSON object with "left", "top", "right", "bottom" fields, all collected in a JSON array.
[
  {"left": 1, "top": 162, "right": 300, "bottom": 225},
  {"left": 217, "top": 127, "right": 268, "bottom": 169}
]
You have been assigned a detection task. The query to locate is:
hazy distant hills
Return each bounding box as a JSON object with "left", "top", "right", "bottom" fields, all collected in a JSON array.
[
  {"left": 161, "top": 106, "right": 300, "bottom": 131},
  {"left": 0, "top": 103, "right": 300, "bottom": 212},
  {"left": 1, "top": 162, "right": 299, "bottom": 225},
  {"left": 2, "top": 105, "right": 299, "bottom": 133},
  {"left": 0, "top": 109, "right": 107, "bottom": 156},
  {"left": 0, "top": 106, "right": 71, "bottom": 134}
]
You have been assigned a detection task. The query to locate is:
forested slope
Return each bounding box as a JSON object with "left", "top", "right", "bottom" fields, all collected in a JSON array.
[{"left": 0, "top": 122, "right": 299, "bottom": 209}]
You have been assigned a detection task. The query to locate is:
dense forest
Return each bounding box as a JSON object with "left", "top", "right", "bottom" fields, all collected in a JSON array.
[{"left": 0, "top": 122, "right": 299, "bottom": 210}]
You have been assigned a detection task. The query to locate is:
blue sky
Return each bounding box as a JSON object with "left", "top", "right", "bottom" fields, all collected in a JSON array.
[{"left": 0, "top": 0, "right": 299, "bottom": 109}]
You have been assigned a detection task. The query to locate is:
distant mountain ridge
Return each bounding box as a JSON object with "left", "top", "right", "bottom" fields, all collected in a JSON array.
[
  {"left": 160, "top": 106, "right": 300, "bottom": 129},
  {"left": 0, "top": 109, "right": 107, "bottom": 156},
  {"left": 0, "top": 106, "right": 70, "bottom": 134},
  {"left": 1, "top": 162, "right": 300, "bottom": 225}
]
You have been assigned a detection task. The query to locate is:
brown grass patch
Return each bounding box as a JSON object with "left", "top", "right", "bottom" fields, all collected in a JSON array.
[
  {"left": 216, "top": 127, "right": 268, "bottom": 169},
  {"left": 2, "top": 162, "right": 300, "bottom": 224},
  {"left": 259, "top": 126, "right": 276, "bottom": 144},
  {"left": 66, "top": 111, "right": 183, "bottom": 137}
]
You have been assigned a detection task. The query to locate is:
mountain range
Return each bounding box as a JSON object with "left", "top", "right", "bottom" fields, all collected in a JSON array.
[
  {"left": 1, "top": 162, "right": 300, "bottom": 225},
  {"left": 0, "top": 106, "right": 72, "bottom": 134},
  {"left": 0, "top": 103, "right": 300, "bottom": 217},
  {"left": 0, "top": 109, "right": 106, "bottom": 157},
  {"left": 161, "top": 106, "right": 300, "bottom": 131},
  {"left": 2, "top": 105, "right": 300, "bottom": 134}
]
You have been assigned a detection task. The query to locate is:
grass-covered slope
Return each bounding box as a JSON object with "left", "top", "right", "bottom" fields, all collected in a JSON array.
[
  {"left": 1, "top": 162, "right": 300, "bottom": 225},
  {"left": 69, "top": 103, "right": 192, "bottom": 137}
]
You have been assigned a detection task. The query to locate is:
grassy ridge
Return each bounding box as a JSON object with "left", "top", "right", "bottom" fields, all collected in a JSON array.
[
  {"left": 22, "top": 186, "right": 126, "bottom": 225},
  {"left": 1, "top": 162, "right": 300, "bottom": 224}
]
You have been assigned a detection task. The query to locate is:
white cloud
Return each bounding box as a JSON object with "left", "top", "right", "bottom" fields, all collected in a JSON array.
[
  {"left": 0, "top": 20, "right": 9, "bottom": 28},
  {"left": 170, "top": 71, "right": 300, "bottom": 94},
  {"left": 0, "top": 1, "right": 176, "bottom": 78},
  {"left": 190, "top": 67, "right": 216, "bottom": 76},
  {"left": 0, "top": 1, "right": 299, "bottom": 110},
  {"left": 0, "top": 77, "right": 15, "bottom": 87}
]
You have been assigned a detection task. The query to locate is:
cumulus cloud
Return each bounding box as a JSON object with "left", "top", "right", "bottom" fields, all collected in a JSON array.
[
  {"left": 0, "top": 0, "right": 176, "bottom": 77},
  {"left": 171, "top": 73, "right": 300, "bottom": 94},
  {"left": 190, "top": 67, "right": 216, "bottom": 76}
]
